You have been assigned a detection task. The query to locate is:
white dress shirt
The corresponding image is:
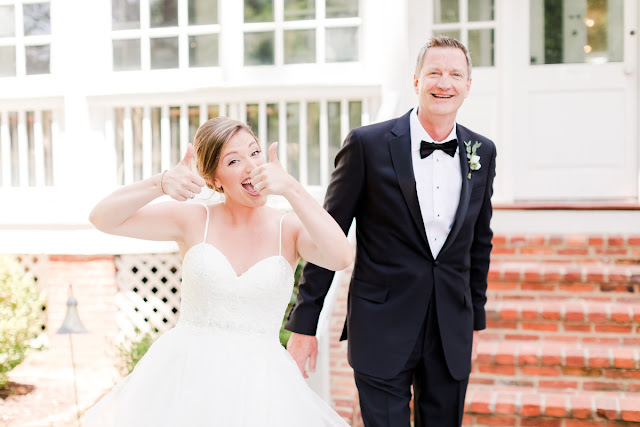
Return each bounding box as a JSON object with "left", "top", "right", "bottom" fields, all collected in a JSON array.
[{"left": 410, "top": 108, "right": 462, "bottom": 258}]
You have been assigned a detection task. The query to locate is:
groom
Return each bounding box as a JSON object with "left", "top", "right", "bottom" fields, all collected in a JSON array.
[{"left": 286, "top": 36, "right": 496, "bottom": 426}]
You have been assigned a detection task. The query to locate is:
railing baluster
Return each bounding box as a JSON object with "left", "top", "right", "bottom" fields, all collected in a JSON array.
[
  {"left": 18, "top": 111, "right": 28, "bottom": 187},
  {"left": 319, "top": 100, "right": 329, "bottom": 187},
  {"left": 161, "top": 106, "right": 170, "bottom": 171},
  {"left": 143, "top": 106, "right": 152, "bottom": 178},
  {"left": 299, "top": 101, "right": 308, "bottom": 186},
  {"left": 180, "top": 104, "right": 189, "bottom": 158},
  {"left": 278, "top": 100, "right": 287, "bottom": 170},
  {"left": 340, "top": 99, "right": 349, "bottom": 142},
  {"left": 123, "top": 107, "right": 133, "bottom": 185},
  {"left": 258, "top": 101, "right": 267, "bottom": 154},
  {"left": 1, "top": 111, "right": 11, "bottom": 187},
  {"left": 33, "top": 110, "right": 45, "bottom": 187}
]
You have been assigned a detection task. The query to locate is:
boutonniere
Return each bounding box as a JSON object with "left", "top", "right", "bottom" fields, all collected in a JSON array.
[{"left": 464, "top": 140, "right": 482, "bottom": 179}]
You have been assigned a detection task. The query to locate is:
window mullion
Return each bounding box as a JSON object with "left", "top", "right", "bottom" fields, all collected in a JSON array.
[
  {"left": 178, "top": 0, "right": 188, "bottom": 68},
  {"left": 140, "top": 0, "right": 151, "bottom": 71},
  {"left": 460, "top": 0, "right": 469, "bottom": 46},
  {"left": 274, "top": 0, "right": 283, "bottom": 66},
  {"left": 317, "top": 0, "right": 326, "bottom": 63}
]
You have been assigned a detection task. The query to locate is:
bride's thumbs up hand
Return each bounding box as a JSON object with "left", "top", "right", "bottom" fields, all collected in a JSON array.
[
  {"left": 161, "top": 144, "right": 207, "bottom": 201},
  {"left": 250, "top": 142, "right": 295, "bottom": 197}
]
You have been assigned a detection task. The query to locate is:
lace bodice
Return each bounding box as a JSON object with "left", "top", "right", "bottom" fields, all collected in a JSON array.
[{"left": 177, "top": 207, "right": 294, "bottom": 339}]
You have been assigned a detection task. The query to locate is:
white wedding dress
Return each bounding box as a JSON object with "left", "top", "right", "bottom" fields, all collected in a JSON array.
[{"left": 83, "top": 207, "right": 349, "bottom": 426}]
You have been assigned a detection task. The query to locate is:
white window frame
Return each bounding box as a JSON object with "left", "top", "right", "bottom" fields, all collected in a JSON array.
[
  {"left": 431, "top": 0, "right": 496, "bottom": 68},
  {"left": 0, "top": 0, "right": 52, "bottom": 78},
  {"left": 109, "top": 0, "right": 222, "bottom": 71}
]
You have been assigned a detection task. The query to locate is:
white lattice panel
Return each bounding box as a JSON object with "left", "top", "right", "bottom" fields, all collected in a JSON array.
[
  {"left": 115, "top": 254, "right": 182, "bottom": 336},
  {"left": 16, "top": 254, "right": 48, "bottom": 291}
]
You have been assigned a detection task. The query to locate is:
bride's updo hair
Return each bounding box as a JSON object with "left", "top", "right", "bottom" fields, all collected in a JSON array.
[{"left": 193, "top": 116, "right": 257, "bottom": 193}]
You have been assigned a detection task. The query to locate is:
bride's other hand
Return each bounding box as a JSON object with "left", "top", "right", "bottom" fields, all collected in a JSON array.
[
  {"left": 249, "top": 142, "right": 294, "bottom": 197},
  {"left": 162, "top": 143, "right": 207, "bottom": 201}
]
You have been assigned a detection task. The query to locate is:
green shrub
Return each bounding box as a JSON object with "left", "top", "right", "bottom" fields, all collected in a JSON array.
[
  {"left": 279, "top": 259, "right": 305, "bottom": 348},
  {"left": 116, "top": 328, "right": 156, "bottom": 375},
  {"left": 0, "top": 255, "right": 44, "bottom": 388}
]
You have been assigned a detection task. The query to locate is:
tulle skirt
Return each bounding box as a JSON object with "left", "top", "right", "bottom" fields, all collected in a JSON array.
[{"left": 82, "top": 322, "right": 349, "bottom": 426}]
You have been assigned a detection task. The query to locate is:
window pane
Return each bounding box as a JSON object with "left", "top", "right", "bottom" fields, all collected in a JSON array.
[
  {"left": 286, "top": 103, "right": 299, "bottom": 180},
  {"left": 246, "top": 104, "right": 259, "bottom": 135},
  {"left": 25, "top": 45, "right": 50, "bottom": 75},
  {"left": 267, "top": 103, "right": 278, "bottom": 152},
  {"left": 434, "top": 29, "right": 461, "bottom": 41},
  {"left": 0, "top": 6, "right": 15, "bottom": 37},
  {"left": 530, "top": 0, "right": 623, "bottom": 65},
  {"left": 189, "top": 34, "right": 218, "bottom": 67},
  {"left": 132, "top": 107, "right": 143, "bottom": 182},
  {"left": 42, "top": 110, "right": 53, "bottom": 186},
  {"left": 150, "top": 0, "right": 177, "bottom": 28},
  {"left": 9, "top": 112, "right": 18, "bottom": 186},
  {"left": 284, "top": 29, "right": 315, "bottom": 64},
  {"left": 151, "top": 37, "right": 179, "bottom": 69},
  {"left": 284, "top": 0, "right": 314, "bottom": 21},
  {"left": 112, "top": 0, "right": 140, "bottom": 30},
  {"left": 23, "top": 3, "right": 50, "bottom": 36},
  {"left": 244, "top": 0, "right": 273, "bottom": 23},
  {"left": 113, "top": 39, "right": 141, "bottom": 71},
  {"left": 0, "top": 46, "right": 16, "bottom": 77},
  {"left": 326, "top": 27, "right": 358, "bottom": 62},
  {"left": 469, "top": 29, "right": 494, "bottom": 67},
  {"left": 151, "top": 107, "right": 162, "bottom": 175},
  {"left": 328, "top": 101, "right": 340, "bottom": 176},
  {"left": 244, "top": 32, "right": 274, "bottom": 65},
  {"left": 349, "top": 101, "right": 361, "bottom": 130},
  {"left": 434, "top": 0, "right": 459, "bottom": 24},
  {"left": 115, "top": 108, "right": 124, "bottom": 185},
  {"left": 469, "top": 0, "right": 494, "bottom": 21},
  {"left": 26, "top": 112, "right": 35, "bottom": 186},
  {"left": 189, "top": 0, "right": 217, "bottom": 25},
  {"left": 169, "top": 107, "right": 180, "bottom": 165},
  {"left": 307, "top": 102, "right": 320, "bottom": 185},
  {"left": 326, "top": 0, "right": 358, "bottom": 18}
]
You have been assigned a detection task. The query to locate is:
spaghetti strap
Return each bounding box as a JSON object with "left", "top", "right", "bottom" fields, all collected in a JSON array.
[
  {"left": 202, "top": 204, "right": 210, "bottom": 243},
  {"left": 278, "top": 214, "right": 285, "bottom": 256}
]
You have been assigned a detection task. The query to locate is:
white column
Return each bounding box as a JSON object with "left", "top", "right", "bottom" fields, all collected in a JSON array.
[
  {"left": 161, "top": 105, "right": 171, "bottom": 171},
  {"left": 123, "top": 107, "right": 133, "bottom": 185},
  {"left": 1, "top": 111, "right": 11, "bottom": 187},
  {"left": 319, "top": 100, "right": 329, "bottom": 186},
  {"left": 142, "top": 106, "right": 152, "bottom": 178},
  {"left": 278, "top": 100, "right": 287, "bottom": 169},
  {"left": 299, "top": 101, "right": 308, "bottom": 186}
]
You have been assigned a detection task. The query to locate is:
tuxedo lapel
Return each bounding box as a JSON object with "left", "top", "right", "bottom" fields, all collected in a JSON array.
[
  {"left": 387, "top": 113, "right": 431, "bottom": 256},
  {"left": 438, "top": 126, "right": 473, "bottom": 258}
]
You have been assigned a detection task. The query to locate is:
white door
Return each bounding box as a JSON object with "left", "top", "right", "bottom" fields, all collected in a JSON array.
[{"left": 516, "top": 0, "right": 638, "bottom": 200}]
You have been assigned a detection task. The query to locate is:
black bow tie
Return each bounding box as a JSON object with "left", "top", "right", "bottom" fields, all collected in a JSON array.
[{"left": 420, "top": 139, "right": 458, "bottom": 159}]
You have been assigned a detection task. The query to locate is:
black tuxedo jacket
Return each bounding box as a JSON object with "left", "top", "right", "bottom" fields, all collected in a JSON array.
[{"left": 286, "top": 110, "right": 496, "bottom": 381}]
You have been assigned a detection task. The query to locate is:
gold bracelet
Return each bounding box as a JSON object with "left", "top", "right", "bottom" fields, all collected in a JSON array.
[{"left": 160, "top": 170, "right": 168, "bottom": 195}]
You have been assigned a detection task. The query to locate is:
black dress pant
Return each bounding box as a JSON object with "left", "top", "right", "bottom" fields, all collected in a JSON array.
[{"left": 353, "top": 290, "right": 469, "bottom": 427}]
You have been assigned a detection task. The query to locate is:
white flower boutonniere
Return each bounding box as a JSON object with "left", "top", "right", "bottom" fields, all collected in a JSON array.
[{"left": 464, "top": 140, "right": 482, "bottom": 179}]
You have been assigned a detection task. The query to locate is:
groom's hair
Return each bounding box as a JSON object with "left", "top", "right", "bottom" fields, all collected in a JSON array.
[{"left": 415, "top": 36, "right": 472, "bottom": 78}]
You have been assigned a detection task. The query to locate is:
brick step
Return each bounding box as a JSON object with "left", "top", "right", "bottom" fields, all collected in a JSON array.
[
  {"left": 483, "top": 300, "right": 640, "bottom": 344},
  {"left": 487, "top": 262, "right": 640, "bottom": 301},
  {"left": 464, "top": 385, "right": 640, "bottom": 425},
  {"left": 472, "top": 341, "right": 640, "bottom": 392},
  {"left": 491, "top": 234, "right": 640, "bottom": 265}
]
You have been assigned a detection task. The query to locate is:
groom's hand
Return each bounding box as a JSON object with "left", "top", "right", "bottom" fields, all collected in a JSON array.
[
  {"left": 286, "top": 332, "right": 318, "bottom": 378},
  {"left": 472, "top": 330, "right": 480, "bottom": 361}
]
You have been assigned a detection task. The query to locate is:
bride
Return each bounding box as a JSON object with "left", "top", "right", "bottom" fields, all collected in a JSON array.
[{"left": 83, "top": 116, "right": 352, "bottom": 426}]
